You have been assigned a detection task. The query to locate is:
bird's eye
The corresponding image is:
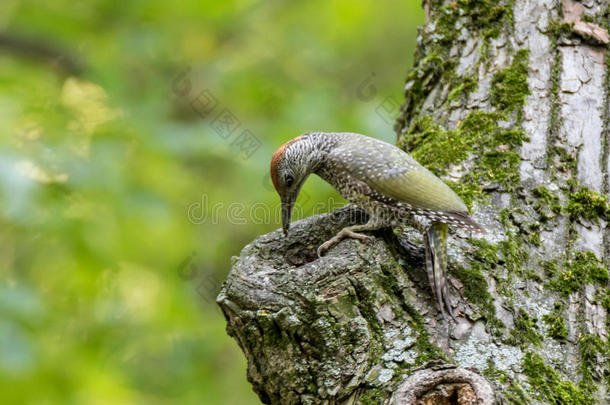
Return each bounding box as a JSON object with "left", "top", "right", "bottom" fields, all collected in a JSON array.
[{"left": 285, "top": 175, "right": 294, "bottom": 187}]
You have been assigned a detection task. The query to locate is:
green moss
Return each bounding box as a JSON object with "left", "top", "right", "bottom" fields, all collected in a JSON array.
[
  {"left": 454, "top": 265, "right": 489, "bottom": 311},
  {"left": 532, "top": 186, "right": 558, "bottom": 206},
  {"left": 427, "top": 0, "right": 513, "bottom": 50},
  {"left": 401, "top": 52, "right": 453, "bottom": 120},
  {"left": 546, "top": 251, "right": 608, "bottom": 296},
  {"left": 450, "top": 262, "right": 504, "bottom": 333},
  {"left": 531, "top": 186, "right": 562, "bottom": 221},
  {"left": 541, "top": 258, "right": 559, "bottom": 277},
  {"left": 377, "top": 252, "right": 445, "bottom": 365},
  {"left": 358, "top": 388, "right": 389, "bottom": 404},
  {"left": 433, "top": 5, "right": 460, "bottom": 46},
  {"left": 456, "top": 0, "right": 513, "bottom": 33},
  {"left": 401, "top": 110, "right": 527, "bottom": 204},
  {"left": 490, "top": 49, "right": 530, "bottom": 117},
  {"left": 565, "top": 186, "right": 610, "bottom": 222},
  {"left": 546, "top": 36, "right": 564, "bottom": 174},
  {"left": 522, "top": 352, "right": 593, "bottom": 404},
  {"left": 402, "top": 302, "right": 447, "bottom": 364},
  {"left": 550, "top": 15, "right": 608, "bottom": 44},
  {"left": 599, "top": 289, "right": 610, "bottom": 311},
  {"left": 399, "top": 0, "right": 515, "bottom": 128},
  {"left": 499, "top": 208, "right": 511, "bottom": 227},
  {"left": 541, "top": 303, "right": 567, "bottom": 340},
  {"left": 499, "top": 232, "right": 527, "bottom": 277},
  {"left": 352, "top": 284, "right": 384, "bottom": 336},
  {"left": 484, "top": 360, "right": 530, "bottom": 403},
  {"left": 471, "top": 238, "right": 500, "bottom": 264},
  {"left": 452, "top": 237, "right": 531, "bottom": 334},
  {"left": 578, "top": 334, "right": 608, "bottom": 389},
  {"left": 548, "top": 20, "right": 574, "bottom": 40},
  {"left": 548, "top": 15, "right": 606, "bottom": 52},
  {"left": 506, "top": 309, "right": 542, "bottom": 346},
  {"left": 550, "top": 145, "right": 577, "bottom": 174},
  {"left": 527, "top": 232, "right": 541, "bottom": 247},
  {"left": 401, "top": 115, "right": 470, "bottom": 170},
  {"left": 447, "top": 75, "right": 478, "bottom": 102},
  {"left": 446, "top": 180, "right": 483, "bottom": 210}
]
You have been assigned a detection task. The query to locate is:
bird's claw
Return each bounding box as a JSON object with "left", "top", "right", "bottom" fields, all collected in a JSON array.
[
  {"left": 317, "top": 238, "right": 339, "bottom": 258},
  {"left": 316, "top": 245, "right": 326, "bottom": 258},
  {"left": 317, "top": 229, "right": 372, "bottom": 258}
]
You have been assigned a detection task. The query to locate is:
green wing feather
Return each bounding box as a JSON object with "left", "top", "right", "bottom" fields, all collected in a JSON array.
[
  {"left": 329, "top": 134, "right": 468, "bottom": 214},
  {"left": 369, "top": 168, "right": 467, "bottom": 213}
]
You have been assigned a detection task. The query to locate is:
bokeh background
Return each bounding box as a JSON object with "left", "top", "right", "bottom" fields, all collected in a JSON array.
[{"left": 0, "top": 1, "right": 424, "bottom": 403}]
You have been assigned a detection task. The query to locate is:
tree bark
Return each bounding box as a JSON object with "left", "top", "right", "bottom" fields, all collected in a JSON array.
[{"left": 218, "top": 0, "right": 610, "bottom": 403}]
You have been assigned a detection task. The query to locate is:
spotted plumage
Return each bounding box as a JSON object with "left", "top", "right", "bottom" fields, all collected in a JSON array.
[{"left": 270, "top": 132, "right": 486, "bottom": 320}]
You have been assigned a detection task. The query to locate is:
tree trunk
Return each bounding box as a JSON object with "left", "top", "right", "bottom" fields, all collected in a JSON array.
[{"left": 217, "top": 0, "right": 610, "bottom": 403}]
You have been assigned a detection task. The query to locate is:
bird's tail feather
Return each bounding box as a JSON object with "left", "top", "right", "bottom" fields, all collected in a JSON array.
[
  {"left": 446, "top": 211, "right": 486, "bottom": 234},
  {"left": 425, "top": 222, "right": 457, "bottom": 321}
]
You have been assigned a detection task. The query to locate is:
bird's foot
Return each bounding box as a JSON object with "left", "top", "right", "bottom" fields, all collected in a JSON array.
[{"left": 317, "top": 226, "right": 373, "bottom": 258}]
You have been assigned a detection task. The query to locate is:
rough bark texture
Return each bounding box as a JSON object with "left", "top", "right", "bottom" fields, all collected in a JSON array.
[{"left": 218, "top": 0, "right": 610, "bottom": 403}]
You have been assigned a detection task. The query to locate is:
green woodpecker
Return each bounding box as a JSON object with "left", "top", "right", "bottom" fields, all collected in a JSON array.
[{"left": 270, "top": 132, "right": 485, "bottom": 320}]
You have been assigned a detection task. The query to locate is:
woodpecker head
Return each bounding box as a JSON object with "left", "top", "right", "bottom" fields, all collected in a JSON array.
[{"left": 270, "top": 136, "right": 310, "bottom": 236}]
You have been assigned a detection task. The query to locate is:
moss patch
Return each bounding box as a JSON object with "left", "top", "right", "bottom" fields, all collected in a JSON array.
[
  {"left": 451, "top": 265, "right": 495, "bottom": 318},
  {"left": 506, "top": 309, "right": 542, "bottom": 346},
  {"left": 578, "top": 334, "right": 609, "bottom": 390},
  {"left": 565, "top": 186, "right": 610, "bottom": 222},
  {"left": 548, "top": 20, "right": 574, "bottom": 40},
  {"left": 402, "top": 302, "right": 447, "bottom": 365},
  {"left": 499, "top": 231, "right": 528, "bottom": 278},
  {"left": 448, "top": 74, "right": 478, "bottom": 103},
  {"left": 484, "top": 360, "right": 530, "bottom": 403},
  {"left": 450, "top": 239, "right": 504, "bottom": 333},
  {"left": 378, "top": 249, "right": 446, "bottom": 366},
  {"left": 398, "top": 0, "right": 515, "bottom": 128},
  {"left": 545, "top": 251, "right": 608, "bottom": 296},
  {"left": 522, "top": 352, "right": 593, "bottom": 404},
  {"left": 490, "top": 49, "right": 531, "bottom": 117},
  {"left": 541, "top": 303, "right": 568, "bottom": 340},
  {"left": 401, "top": 52, "right": 452, "bottom": 122},
  {"left": 531, "top": 186, "right": 562, "bottom": 222},
  {"left": 358, "top": 388, "right": 390, "bottom": 404},
  {"left": 457, "top": 0, "right": 513, "bottom": 32}
]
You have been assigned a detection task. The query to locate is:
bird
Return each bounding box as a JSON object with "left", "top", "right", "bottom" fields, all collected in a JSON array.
[{"left": 270, "top": 132, "right": 486, "bottom": 320}]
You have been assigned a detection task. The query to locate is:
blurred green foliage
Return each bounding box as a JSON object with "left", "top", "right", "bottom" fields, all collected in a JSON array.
[{"left": 0, "top": 0, "right": 423, "bottom": 403}]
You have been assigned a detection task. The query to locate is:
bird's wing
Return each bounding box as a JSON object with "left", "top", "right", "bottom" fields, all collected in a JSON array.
[
  {"left": 329, "top": 135, "right": 468, "bottom": 213},
  {"left": 369, "top": 165, "right": 468, "bottom": 213}
]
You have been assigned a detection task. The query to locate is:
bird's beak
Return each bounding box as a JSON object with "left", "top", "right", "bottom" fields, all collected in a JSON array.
[{"left": 281, "top": 196, "right": 295, "bottom": 237}]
